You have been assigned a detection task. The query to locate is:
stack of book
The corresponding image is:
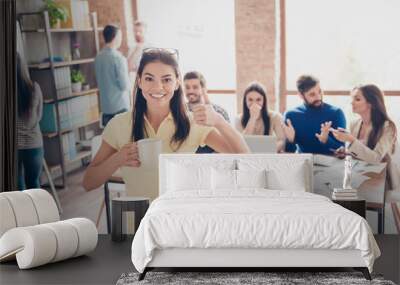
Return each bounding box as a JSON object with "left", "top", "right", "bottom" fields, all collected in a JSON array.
[{"left": 332, "top": 188, "right": 359, "bottom": 200}]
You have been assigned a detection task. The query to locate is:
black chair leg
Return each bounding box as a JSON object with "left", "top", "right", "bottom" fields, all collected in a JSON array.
[
  {"left": 354, "top": 267, "right": 372, "bottom": 280},
  {"left": 377, "top": 208, "right": 382, "bottom": 234},
  {"left": 104, "top": 182, "right": 111, "bottom": 234},
  {"left": 138, "top": 268, "right": 148, "bottom": 281}
]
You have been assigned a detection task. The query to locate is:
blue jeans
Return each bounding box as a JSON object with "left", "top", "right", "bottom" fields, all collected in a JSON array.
[
  {"left": 17, "top": 147, "right": 44, "bottom": 190},
  {"left": 102, "top": 108, "right": 128, "bottom": 127}
]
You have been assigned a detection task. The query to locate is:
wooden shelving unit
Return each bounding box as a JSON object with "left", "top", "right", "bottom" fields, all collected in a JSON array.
[
  {"left": 43, "top": 118, "right": 100, "bottom": 138},
  {"left": 21, "top": 27, "right": 104, "bottom": 33},
  {"left": 44, "top": 88, "right": 98, "bottom": 103},
  {"left": 28, "top": 58, "right": 95, "bottom": 70},
  {"left": 18, "top": 11, "right": 102, "bottom": 187},
  {"left": 48, "top": 149, "right": 92, "bottom": 172}
]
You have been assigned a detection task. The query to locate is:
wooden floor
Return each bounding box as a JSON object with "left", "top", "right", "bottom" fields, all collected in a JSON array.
[{"left": 56, "top": 167, "right": 108, "bottom": 234}]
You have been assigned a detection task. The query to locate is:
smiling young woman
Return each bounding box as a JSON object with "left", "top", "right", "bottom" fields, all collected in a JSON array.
[{"left": 82, "top": 48, "right": 249, "bottom": 196}]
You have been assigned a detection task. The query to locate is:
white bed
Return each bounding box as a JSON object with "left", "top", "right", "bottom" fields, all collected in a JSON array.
[{"left": 131, "top": 154, "right": 380, "bottom": 280}]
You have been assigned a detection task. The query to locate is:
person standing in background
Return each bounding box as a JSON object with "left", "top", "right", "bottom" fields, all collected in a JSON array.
[
  {"left": 95, "top": 24, "right": 131, "bottom": 127},
  {"left": 16, "top": 53, "right": 44, "bottom": 190},
  {"left": 127, "top": 21, "right": 149, "bottom": 80}
]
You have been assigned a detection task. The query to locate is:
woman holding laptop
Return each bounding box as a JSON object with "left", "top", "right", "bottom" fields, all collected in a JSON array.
[{"left": 235, "top": 82, "right": 286, "bottom": 152}]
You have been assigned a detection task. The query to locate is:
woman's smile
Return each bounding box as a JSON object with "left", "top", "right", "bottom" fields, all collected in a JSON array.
[{"left": 149, "top": 93, "right": 167, "bottom": 99}]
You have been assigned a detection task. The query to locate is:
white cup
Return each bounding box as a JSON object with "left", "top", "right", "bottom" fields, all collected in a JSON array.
[{"left": 137, "top": 139, "right": 162, "bottom": 170}]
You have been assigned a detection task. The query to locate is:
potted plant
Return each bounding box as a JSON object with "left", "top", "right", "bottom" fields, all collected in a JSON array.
[
  {"left": 71, "top": 69, "right": 85, "bottom": 93},
  {"left": 43, "top": 0, "right": 69, "bottom": 29}
]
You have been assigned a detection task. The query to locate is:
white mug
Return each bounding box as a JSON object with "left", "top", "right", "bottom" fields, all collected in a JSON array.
[{"left": 137, "top": 139, "right": 162, "bottom": 170}]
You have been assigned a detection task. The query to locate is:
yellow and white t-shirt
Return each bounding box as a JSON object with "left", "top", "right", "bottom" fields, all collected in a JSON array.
[{"left": 102, "top": 111, "right": 214, "bottom": 199}]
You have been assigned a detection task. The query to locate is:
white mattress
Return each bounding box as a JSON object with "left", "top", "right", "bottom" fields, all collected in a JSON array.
[{"left": 131, "top": 190, "right": 380, "bottom": 273}]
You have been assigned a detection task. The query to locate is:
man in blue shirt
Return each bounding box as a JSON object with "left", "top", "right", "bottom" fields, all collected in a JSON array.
[
  {"left": 283, "top": 75, "right": 346, "bottom": 155},
  {"left": 95, "top": 25, "right": 131, "bottom": 127}
]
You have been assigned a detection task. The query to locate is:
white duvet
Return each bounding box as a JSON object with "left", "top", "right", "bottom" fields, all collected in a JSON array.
[{"left": 131, "top": 190, "right": 380, "bottom": 273}]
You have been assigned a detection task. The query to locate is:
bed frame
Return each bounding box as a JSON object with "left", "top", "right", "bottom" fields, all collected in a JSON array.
[
  {"left": 138, "top": 154, "right": 371, "bottom": 280},
  {"left": 140, "top": 248, "right": 371, "bottom": 280}
]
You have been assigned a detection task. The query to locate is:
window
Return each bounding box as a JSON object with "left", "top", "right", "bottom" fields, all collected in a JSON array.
[
  {"left": 137, "top": 0, "right": 236, "bottom": 90},
  {"left": 285, "top": 0, "right": 400, "bottom": 91},
  {"left": 284, "top": 0, "right": 400, "bottom": 127}
]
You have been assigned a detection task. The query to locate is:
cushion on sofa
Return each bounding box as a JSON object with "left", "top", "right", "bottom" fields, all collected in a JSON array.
[
  {"left": 0, "top": 218, "right": 97, "bottom": 269},
  {"left": 0, "top": 190, "right": 98, "bottom": 269},
  {"left": 24, "top": 189, "right": 60, "bottom": 224},
  {"left": 0, "top": 196, "right": 17, "bottom": 237}
]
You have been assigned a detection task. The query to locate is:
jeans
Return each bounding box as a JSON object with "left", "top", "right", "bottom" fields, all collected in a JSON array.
[
  {"left": 17, "top": 147, "right": 44, "bottom": 190},
  {"left": 102, "top": 108, "right": 129, "bottom": 127}
]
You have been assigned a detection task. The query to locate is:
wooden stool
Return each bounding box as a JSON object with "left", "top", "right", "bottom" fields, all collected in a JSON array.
[{"left": 111, "top": 197, "right": 149, "bottom": 242}]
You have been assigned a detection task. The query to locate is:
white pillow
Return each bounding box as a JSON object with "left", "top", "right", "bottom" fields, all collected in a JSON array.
[
  {"left": 266, "top": 162, "right": 306, "bottom": 191},
  {"left": 212, "top": 168, "right": 237, "bottom": 190},
  {"left": 237, "top": 159, "right": 307, "bottom": 191},
  {"left": 211, "top": 169, "right": 268, "bottom": 190},
  {"left": 167, "top": 162, "right": 212, "bottom": 191},
  {"left": 236, "top": 169, "right": 267, "bottom": 189}
]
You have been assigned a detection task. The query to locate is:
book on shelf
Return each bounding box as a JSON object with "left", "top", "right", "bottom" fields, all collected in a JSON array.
[
  {"left": 54, "top": 67, "right": 72, "bottom": 99},
  {"left": 61, "top": 133, "right": 77, "bottom": 161},
  {"left": 332, "top": 188, "right": 359, "bottom": 200},
  {"left": 332, "top": 192, "right": 358, "bottom": 197},
  {"left": 333, "top": 188, "right": 358, "bottom": 193},
  {"left": 40, "top": 94, "right": 99, "bottom": 133},
  {"left": 332, "top": 195, "right": 360, "bottom": 200}
]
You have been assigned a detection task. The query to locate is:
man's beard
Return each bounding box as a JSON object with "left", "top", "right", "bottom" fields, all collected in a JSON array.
[
  {"left": 187, "top": 94, "right": 201, "bottom": 105},
  {"left": 305, "top": 100, "right": 323, "bottom": 108}
]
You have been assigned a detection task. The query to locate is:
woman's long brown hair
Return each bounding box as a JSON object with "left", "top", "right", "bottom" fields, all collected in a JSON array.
[
  {"left": 241, "top": 82, "right": 270, "bottom": 135},
  {"left": 357, "top": 84, "right": 397, "bottom": 153},
  {"left": 131, "top": 50, "right": 190, "bottom": 151},
  {"left": 17, "top": 54, "right": 35, "bottom": 119}
]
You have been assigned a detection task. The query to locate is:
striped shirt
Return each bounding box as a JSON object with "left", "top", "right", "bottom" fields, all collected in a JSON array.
[{"left": 17, "top": 82, "right": 43, "bottom": 149}]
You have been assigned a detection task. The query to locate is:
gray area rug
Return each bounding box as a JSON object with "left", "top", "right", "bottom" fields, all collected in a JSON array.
[{"left": 116, "top": 271, "right": 396, "bottom": 285}]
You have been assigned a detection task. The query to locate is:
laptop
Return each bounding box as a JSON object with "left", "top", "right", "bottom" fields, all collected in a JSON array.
[{"left": 244, "top": 135, "right": 277, "bottom": 153}]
